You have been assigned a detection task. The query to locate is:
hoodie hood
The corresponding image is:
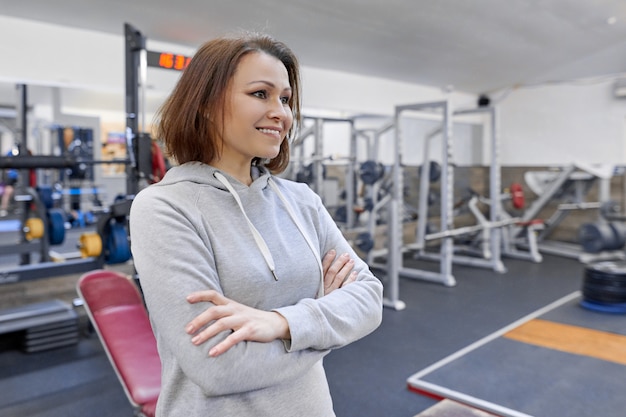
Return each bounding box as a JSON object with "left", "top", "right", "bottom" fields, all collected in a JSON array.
[{"left": 157, "top": 161, "right": 271, "bottom": 191}]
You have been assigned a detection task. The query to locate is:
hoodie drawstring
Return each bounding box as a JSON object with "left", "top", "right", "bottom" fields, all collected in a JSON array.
[
  {"left": 268, "top": 178, "right": 325, "bottom": 298},
  {"left": 214, "top": 172, "right": 278, "bottom": 281},
  {"left": 213, "top": 172, "right": 325, "bottom": 297}
]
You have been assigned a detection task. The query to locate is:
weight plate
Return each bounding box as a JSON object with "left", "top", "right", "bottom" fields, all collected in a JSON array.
[
  {"left": 584, "top": 272, "right": 626, "bottom": 287},
  {"left": 334, "top": 206, "right": 347, "bottom": 223},
  {"left": 586, "top": 261, "right": 626, "bottom": 276},
  {"left": 355, "top": 232, "right": 374, "bottom": 253},
  {"left": 47, "top": 209, "right": 66, "bottom": 245},
  {"left": 610, "top": 222, "right": 626, "bottom": 249},
  {"left": 37, "top": 186, "right": 54, "bottom": 209},
  {"left": 582, "top": 285, "right": 626, "bottom": 304},
  {"left": 79, "top": 233, "right": 102, "bottom": 258},
  {"left": 580, "top": 299, "right": 626, "bottom": 314},
  {"left": 419, "top": 160, "right": 441, "bottom": 183},
  {"left": 579, "top": 223, "right": 615, "bottom": 253},
  {"left": 24, "top": 217, "right": 44, "bottom": 241},
  {"left": 105, "top": 222, "right": 131, "bottom": 264},
  {"left": 599, "top": 200, "right": 621, "bottom": 219},
  {"left": 359, "top": 160, "right": 384, "bottom": 185}
]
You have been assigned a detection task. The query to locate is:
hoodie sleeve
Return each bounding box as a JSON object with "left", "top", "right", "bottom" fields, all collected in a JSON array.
[
  {"left": 130, "top": 188, "right": 329, "bottom": 396},
  {"left": 273, "top": 187, "right": 384, "bottom": 352}
]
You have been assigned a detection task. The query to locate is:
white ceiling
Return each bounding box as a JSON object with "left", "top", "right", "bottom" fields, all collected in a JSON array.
[{"left": 2, "top": 0, "right": 626, "bottom": 95}]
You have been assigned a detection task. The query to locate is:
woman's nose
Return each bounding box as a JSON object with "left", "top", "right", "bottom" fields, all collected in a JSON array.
[{"left": 268, "top": 99, "right": 290, "bottom": 120}]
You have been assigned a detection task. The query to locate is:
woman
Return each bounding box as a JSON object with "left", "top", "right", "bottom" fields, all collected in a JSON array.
[{"left": 130, "top": 32, "right": 383, "bottom": 417}]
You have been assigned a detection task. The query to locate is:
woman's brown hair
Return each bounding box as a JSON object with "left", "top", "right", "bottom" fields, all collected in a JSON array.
[{"left": 154, "top": 33, "right": 301, "bottom": 174}]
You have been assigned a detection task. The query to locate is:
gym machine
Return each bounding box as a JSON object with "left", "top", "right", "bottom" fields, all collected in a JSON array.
[
  {"left": 290, "top": 116, "right": 358, "bottom": 227},
  {"left": 79, "top": 23, "right": 179, "bottom": 260},
  {"left": 351, "top": 118, "right": 394, "bottom": 263},
  {"left": 513, "top": 164, "right": 623, "bottom": 263},
  {"left": 0, "top": 85, "right": 110, "bottom": 282},
  {"left": 406, "top": 105, "right": 519, "bottom": 274},
  {"left": 290, "top": 115, "right": 394, "bottom": 254},
  {"left": 0, "top": 22, "right": 182, "bottom": 350},
  {"left": 376, "top": 100, "right": 521, "bottom": 309}
]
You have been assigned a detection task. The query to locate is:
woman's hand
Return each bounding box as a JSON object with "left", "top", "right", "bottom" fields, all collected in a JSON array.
[
  {"left": 185, "top": 290, "right": 289, "bottom": 357},
  {"left": 321, "top": 249, "right": 358, "bottom": 295},
  {"left": 184, "top": 250, "right": 357, "bottom": 356}
]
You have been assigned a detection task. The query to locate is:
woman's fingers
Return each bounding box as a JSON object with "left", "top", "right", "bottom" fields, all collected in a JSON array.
[
  {"left": 184, "top": 293, "right": 291, "bottom": 356},
  {"left": 342, "top": 271, "right": 358, "bottom": 287},
  {"left": 321, "top": 249, "right": 336, "bottom": 276},
  {"left": 186, "top": 289, "right": 227, "bottom": 305},
  {"left": 324, "top": 252, "right": 355, "bottom": 294},
  {"left": 184, "top": 290, "right": 230, "bottom": 335}
]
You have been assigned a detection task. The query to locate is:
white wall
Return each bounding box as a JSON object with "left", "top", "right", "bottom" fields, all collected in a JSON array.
[
  {"left": 497, "top": 80, "right": 626, "bottom": 166},
  {"left": 0, "top": 14, "right": 624, "bottom": 169}
]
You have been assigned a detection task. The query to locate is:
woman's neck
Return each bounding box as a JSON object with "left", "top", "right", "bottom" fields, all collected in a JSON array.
[{"left": 210, "top": 160, "right": 253, "bottom": 186}]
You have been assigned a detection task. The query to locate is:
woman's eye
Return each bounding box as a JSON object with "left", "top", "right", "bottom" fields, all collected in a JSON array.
[
  {"left": 252, "top": 90, "right": 267, "bottom": 99},
  {"left": 280, "top": 96, "right": 290, "bottom": 104}
]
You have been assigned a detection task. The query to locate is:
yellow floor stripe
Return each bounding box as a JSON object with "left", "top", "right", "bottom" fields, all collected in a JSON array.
[{"left": 503, "top": 318, "right": 626, "bottom": 366}]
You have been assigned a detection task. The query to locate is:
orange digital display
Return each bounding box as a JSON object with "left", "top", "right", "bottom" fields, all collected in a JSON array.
[{"left": 146, "top": 50, "right": 191, "bottom": 71}]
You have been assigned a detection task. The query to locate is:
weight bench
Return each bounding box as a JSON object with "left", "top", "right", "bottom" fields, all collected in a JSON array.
[{"left": 77, "top": 270, "right": 160, "bottom": 417}]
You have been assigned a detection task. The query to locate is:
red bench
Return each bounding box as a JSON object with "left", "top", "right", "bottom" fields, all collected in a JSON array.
[{"left": 77, "top": 270, "right": 160, "bottom": 417}]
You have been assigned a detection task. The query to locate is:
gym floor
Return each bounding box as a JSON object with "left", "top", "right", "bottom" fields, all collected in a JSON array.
[{"left": 0, "top": 248, "right": 610, "bottom": 417}]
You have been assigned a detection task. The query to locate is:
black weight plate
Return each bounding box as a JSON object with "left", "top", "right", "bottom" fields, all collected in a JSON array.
[
  {"left": 583, "top": 281, "right": 626, "bottom": 296},
  {"left": 582, "top": 285, "right": 626, "bottom": 304},
  {"left": 610, "top": 222, "right": 626, "bottom": 248},
  {"left": 579, "top": 223, "right": 611, "bottom": 253},
  {"left": 585, "top": 261, "right": 626, "bottom": 276},
  {"left": 584, "top": 266, "right": 626, "bottom": 283},
  {"left": 584, "top": 271, "right": 626, "bottom": 285},
  {"left": 584, "top": 273, "right": 626, "bottom": 287}
]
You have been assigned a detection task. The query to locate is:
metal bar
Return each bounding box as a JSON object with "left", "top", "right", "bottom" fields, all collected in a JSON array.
[
  {"left": 520, "top": 165, "right": 577, "bottom": 223},
  {"left": 399, "top": 266, "right": 455, "bottom": 287},
  {"left": 395, "top": 100, "right": 449, "bottom": 113},
  {"left": 557, "top": 202, "right": 602, "bottom": 210},
  {"left": 423, "top": 218, "right": 520, "bottom": 241},
  {"left": 346, "top": 119, "right": 357, "bottom": 228},
  {"left": 440, "top": 100, "right": 455, "bottom": 282},
  {"left": 124, "top": 23, "right": 145, "bottom": 196},
  {"left": 385, "top": 107, "right": 404, "bottom": 308},
  {"left": 414, "top": 127, "right": 432, "bottom": 250},
  {"left": 0, "top": 258, "right": 104, "bottom": 285},
  {"left": 488, "top": 106, "right": 503, "bottom": 271},
  {"left": 0, "top": 155, "right": 76, "bottom": 169}
]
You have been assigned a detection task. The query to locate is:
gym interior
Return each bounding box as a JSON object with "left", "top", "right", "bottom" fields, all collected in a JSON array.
[{"left": 1, "top": 2, "right": 626, "bottom": 416}]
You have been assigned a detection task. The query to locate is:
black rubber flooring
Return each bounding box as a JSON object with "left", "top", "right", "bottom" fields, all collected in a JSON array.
[{"left": 0, "top": 251, "right": 590, "bottom": 417}]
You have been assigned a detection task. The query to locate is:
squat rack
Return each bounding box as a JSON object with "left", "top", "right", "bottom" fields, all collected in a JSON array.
[
  {"left": 408, "top": 105, "right": 513, "bottom": 274},
  {"left": 385, "top": 100, "right": 456, "bottom": 296},
  {"left": 291, "top": 116, "right": 359, "bottom": 227},
  {"left": 380, "top": 100, "right": 513, "bottom": 310}
]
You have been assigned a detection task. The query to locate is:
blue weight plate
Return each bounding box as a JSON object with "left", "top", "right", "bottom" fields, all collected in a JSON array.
[
  {"left": 105, "top": 222, "right": 131, "bottom": 264},
  {"left": 580, "top": 299, "right": 626, "bottom": 314},
  {"left": 47, "top": 209, "right": 66, "bottom": 245}
]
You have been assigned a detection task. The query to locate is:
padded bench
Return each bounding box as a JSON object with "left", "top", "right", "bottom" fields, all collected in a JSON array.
[{"left": 77, "top": 270, "right": 160, "bottom": 417}]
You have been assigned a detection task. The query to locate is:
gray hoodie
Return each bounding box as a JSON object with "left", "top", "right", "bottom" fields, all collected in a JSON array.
[{"left": 129, "top": 162, "right": 383, "bottom": 417}]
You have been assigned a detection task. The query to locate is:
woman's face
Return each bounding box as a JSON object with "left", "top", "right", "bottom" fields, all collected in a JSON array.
[{"left": 217, "top": 51, "right": 293, "bottom": 166}]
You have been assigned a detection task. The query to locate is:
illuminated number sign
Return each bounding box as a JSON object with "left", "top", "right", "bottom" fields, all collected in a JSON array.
[{"left": 146, "top": 50, "right": 192, "bottom": 71}]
